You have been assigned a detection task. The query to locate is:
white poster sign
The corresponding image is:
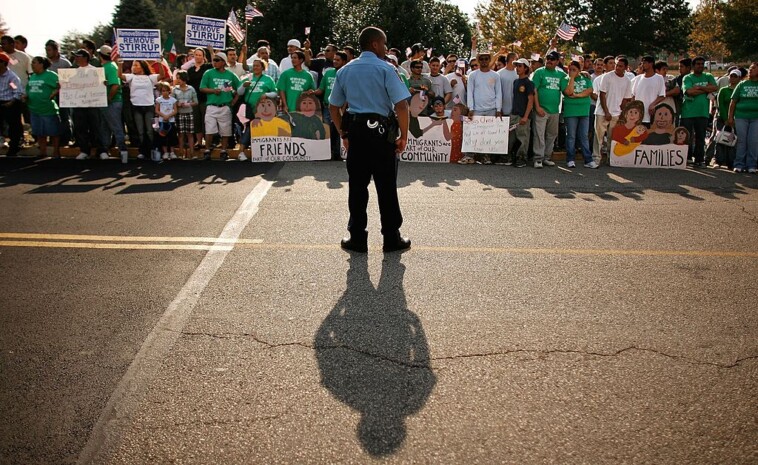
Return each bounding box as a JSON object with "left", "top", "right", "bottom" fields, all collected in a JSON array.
[
  {"left": 462, "top": 115, "right": 510, "bottom": 154},
  {"left": 401, "top": 116, "right": 452, "bottom": 163},
  {"left": 116, "top": 29, "right": 162, "bottom": 60},
  {"left": 58, "top": 68, "right": 107, "bottom": 108},
  {"left": 185, "top": 15, "right": 226, "bottom": 49},
  {"left": 610, "top": 142, "right": 688, "bottom": 169}
]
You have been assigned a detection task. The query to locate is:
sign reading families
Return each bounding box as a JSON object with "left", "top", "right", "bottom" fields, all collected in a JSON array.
[
  {"left": 610, "top": 143, "right": 688, "bottom": 169},
  {"left": 185, "top": 15, "right": 226, "bottom": 49},
  {"left": 58, "top": 68, "right": 107, "bottom": 108},
  {"left": 462, "top": 116, "right": 510, "bottom": 154},
  {"left": 116, "top": 29, "right": 161, "bottom": 60}
]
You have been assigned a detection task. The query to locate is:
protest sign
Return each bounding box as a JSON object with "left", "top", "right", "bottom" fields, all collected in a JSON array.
[
  {"left": 609, "top": 106, "right": 689, "bottom": 169},
  {"left": 116, "top": 29, "right": 161, "bottom": 60},
  {"left": 58, "top": 68, "right": 107, "bottom": 108},
  {"left": 185, "top": 15, "right": 226, "bottom": 49},
  {"left": 401, "top": 116, "right": 452, "bottom": 163},
  {"left": 610, "top": 142, "right": 688, "bottom": 169},
  {"left": 249, "top": 100, "right": 331, "bottom": 161},
  {"left": 462, "top": 115, "right": 510, "bottom": 154}
]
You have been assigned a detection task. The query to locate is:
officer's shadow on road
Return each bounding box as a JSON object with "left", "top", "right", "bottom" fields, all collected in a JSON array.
[{"left": 314, "top": 253, "right": 436, "bottom": 457}]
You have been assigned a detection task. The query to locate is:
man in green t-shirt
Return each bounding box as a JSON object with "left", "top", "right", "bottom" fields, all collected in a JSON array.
[
  {"left": 276, "top": 51, "right": 316, "bottom": 113},
  {"left": 200, "top": 51, "right": 241, "bottom": 160},
  {"left": 532, "top": 50, "right": 567, "bottom": 167},
  {"left": 98, "top": 46, "right": 127, "bottom": 160},
  {"left": 315, "top": 51, "right": 347, "bottom": 159},
  {"left": 681, "top": 56, "right": 718, "bottom": 167}
]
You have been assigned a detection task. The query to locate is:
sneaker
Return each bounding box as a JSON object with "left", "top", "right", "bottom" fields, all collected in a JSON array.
[
  {"left": 458, "top": 155, "right": 475, "bottom": 164},
  {"left": 534, "top": 161, "right": 543, "bottom": 169},
  {"left": 494, "top": 156, "right": 510, "bottom": 166},
  {"left": 543, "top": 159, "right": 555, "bottom": 166},
  {"left": 220, "top": 150, "right": 229, "bottom": 161},
  {"left": 203, "top": 150, "right": 211, "bottom": 161},
  {"left": 99, "top": 152, "right": 109, "bottom": 160},
  {"left": 504, "top": 159, "right": 513, "bottom": 166},
  {"left": 162, "top": 152, "right": 170, "bottom": 160},
  {"left": 584, "top": 161, "right": 599, "bottom": 169},
  {"left": 567, "top": 161, "right": 576, "bottom": 168},
  {"left": 169, "top": 152, "right": 178, "bottom": 160},
  {"left": 480, "top": 154, "right": 492, "bottom": 165},
  {"left": 76, "top": 152, "right": 89, "bottom": 160},
  {"left": 120, "top": 150, "right": 128, "bottom": 164},
  {"left": 515, "top": 158, "right": 527, "bottom": 168},
  {"left": 137, "top": 153, "right": 145, "bottom": 160},
  {"left": 749, "top": 168, "right": 757, "bottom": 174},
  {"left": 237, "top": 152, "right": 248, "bottom": 162}
]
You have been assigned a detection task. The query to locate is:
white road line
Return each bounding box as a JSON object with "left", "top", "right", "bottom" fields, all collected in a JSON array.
[{"left": 77, "top": 174, "right": 275, "bottom": 464}]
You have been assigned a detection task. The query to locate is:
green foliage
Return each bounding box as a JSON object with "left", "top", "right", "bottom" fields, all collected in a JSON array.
[
  {"left": 59, "top": 30, "right": 85, "bottom": 56},
  {"left": 113, "top": 0, "right": 162, "bottom": 30},
  {"left": 476, "top": 0, "right": 559, "bottom": 58},
  {"left": 689, "top": 0, "right": 729, "bottom": 59},
  {"left": 154, "top": 0, "right": 193, "bottom": 50},
  {"left": 721, "top": 0, "right": 758, "bottom": 61}
]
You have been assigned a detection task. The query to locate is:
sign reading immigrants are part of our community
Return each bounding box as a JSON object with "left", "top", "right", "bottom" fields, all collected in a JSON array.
[
  {"left": 185, "top": 15, "right": 226, "bottom": 49},
  {"left": 57, "top": 68, "right": 107, "bottom": 108},
  {"left": 116, "top": 29, "right": 162, "bottom": 60}
]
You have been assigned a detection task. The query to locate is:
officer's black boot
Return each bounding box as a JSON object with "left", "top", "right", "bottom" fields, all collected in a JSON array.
[
  {"left": 341, "top": 232, "right": 368, "bottom": 253},
  {"left": 382, "top": 231, "right": 411, "bottom": 253}
]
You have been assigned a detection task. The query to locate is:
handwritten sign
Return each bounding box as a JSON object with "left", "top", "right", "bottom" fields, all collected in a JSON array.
[
  {"left": 58, "top": 68, "right": 107, "bottom": 108},
  {"left": 610, "top": 142, "right": 688, "bottom": 169},
  {"left": 185, "top": 15, "right": 226, "bottom": 49},
  {"left": 116, "top": 29, "right": 161, "bottom": 60},
  {"left": 401, "top": 116, "right": 452, "bottom": 163},
  {"left": 462, "top": 115, "right": 510, "bottom": 154}
]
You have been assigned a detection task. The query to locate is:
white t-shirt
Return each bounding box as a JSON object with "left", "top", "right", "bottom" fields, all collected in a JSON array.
[
  {"left": 124, "top": 74, "right": 159, "bottom": 106},
  {"left": 426, "top": 73, "right": 452, "bottom": 102},
  {"left": 595, "top": 72, "right": 632, "bottom": 117},
  {"left": 631, "top": 73, "right": 666, "bottom": 123},
  {"left": 445, "top": 72, "right": 466, "bottom": 108},
  {"left": 9, "top": 50, "right": 32, "bottom": 88},
  {"left": 155, "top": 95, "right": 177, "bottom": 122}
]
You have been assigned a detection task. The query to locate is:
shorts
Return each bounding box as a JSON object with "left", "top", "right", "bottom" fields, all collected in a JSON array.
[
  {"left": 177, "top": 112, "right": 194, "bottom": 133},
  {"left": 204, "top": 105, "right": 232, "bottom": 137},
  {"left": 31, "top": 114, "right": 60, "bottom": 137}
]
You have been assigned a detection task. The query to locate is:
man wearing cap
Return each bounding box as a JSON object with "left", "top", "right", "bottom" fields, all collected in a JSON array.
[
  {"left": 508, "top": 58, "right": 534, "bottom": 168},
  {"left": 461, "top": 51, "right": 502, "bottom": 164},
  {"left": 279, "top": 39, "right": 302, "bottom": 73},
  {"left": 329, "top": 26, "right": 411, "bottom": 253},
  {"left": 531, "top": 50, "right": 566, "bottom": 168},
  {"left": 401, "top": 43, "right": 430, "bottom": 75},
  {"left": 199, "top": 51, "right": 241, "bottom": 160},
  {"left": 630, "top": 55, "right": 666, "bottom": 127},
  {"left": 0, "top": 52, "right": 24, "bottom": 156},
  {"left": 71, "top": 49, "right": 109, "bottom": 160},
  {"left": 98, "top": 45, "right": 128, "bottom": 161}
]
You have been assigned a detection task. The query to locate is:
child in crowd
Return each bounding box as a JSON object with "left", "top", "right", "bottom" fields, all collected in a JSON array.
[
  {"left": 154, "top": 82, "right": 178, "bottom": 160},
  {"left": 449, "top": 103, "right": 469, "bottom": 163},
  {"left": 172, "top": 70, "right": 198, "bottom": 159}
]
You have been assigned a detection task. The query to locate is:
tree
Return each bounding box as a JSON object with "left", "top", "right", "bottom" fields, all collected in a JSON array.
[
  {"left": 60, "top": 30, "right": 85, "bottom": 56},
  {"left": 721, "top": 0, "right": 758, "bottom": 61},
  {"left": 558, "top": 0, "right": 691, "bottom": 57},
  {"left": 688, "top": 0, "right": 729, "bottom": 60},
  {"left": 475, "top": 0, "right": 560, "bottom": 59},
  {"left": 153, "top": 0, "right": 194, "bottom": 51},
  {"left": 112, "top": 0, "right": 162, "bottom": 30}
]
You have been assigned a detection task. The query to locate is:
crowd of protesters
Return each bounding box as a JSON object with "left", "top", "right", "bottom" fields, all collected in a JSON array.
[{"left": 0, "top": 31, "right": 756, "bottom": 172}]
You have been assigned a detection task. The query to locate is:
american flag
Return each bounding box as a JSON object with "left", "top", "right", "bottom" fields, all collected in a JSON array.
[
  {"left": 556, "top": 22, "right": 578, "bottom": 41},
  {"left": 245, "top": 4, "right": 263, "bottom": 20},
  {"left": 227, "top": 9, "right": 246, "bottom": 42},
  {"left": 111, "top": 30, "right": 120, "bottom": 60}
]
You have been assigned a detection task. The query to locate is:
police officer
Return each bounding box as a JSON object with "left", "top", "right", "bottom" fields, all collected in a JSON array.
[{"left": 329, "top": 27, "right": 411, "bottom": 253}]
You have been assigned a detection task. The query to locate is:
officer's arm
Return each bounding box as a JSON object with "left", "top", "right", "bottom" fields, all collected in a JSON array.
[{"left": 394, "top": 99, "right": 410, "bottom": 154}]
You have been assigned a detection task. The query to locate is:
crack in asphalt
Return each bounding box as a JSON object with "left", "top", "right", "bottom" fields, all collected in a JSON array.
[
  {"left": 177, "top": 331, "right": 757, "bottom": 370},
  {"left": 738, "top": 204, "right": 758, "bottom": 225}
]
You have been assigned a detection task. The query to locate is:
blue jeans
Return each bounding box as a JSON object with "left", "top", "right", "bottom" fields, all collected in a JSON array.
[
  {"left": 565, "top": 116, "right": 592, "bottom": 163},
  {"left": 101, "top": 101, "right": 126, "bottom": 150},
  {"left": 734, "top": 118, "right": 758, "bottom": 170}
]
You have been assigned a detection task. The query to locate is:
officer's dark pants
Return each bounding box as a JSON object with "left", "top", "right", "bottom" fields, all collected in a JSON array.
[{"left": 346, "top": 120, "right": 403, "bottom": 240}]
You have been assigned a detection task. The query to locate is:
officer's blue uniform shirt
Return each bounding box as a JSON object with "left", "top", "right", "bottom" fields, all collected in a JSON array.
[{"left": 329, "top": 51, "right": 411, "bottom": 115}]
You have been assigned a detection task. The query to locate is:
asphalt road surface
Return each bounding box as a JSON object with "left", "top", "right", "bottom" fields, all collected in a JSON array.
[{"left": 1, "top": 157, "right": 756, "bottom": 464}]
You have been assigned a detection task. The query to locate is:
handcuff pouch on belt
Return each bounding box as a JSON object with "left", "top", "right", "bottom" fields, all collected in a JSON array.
[{"left": 344, "top": 113, "right": 399, "bottom": 144}]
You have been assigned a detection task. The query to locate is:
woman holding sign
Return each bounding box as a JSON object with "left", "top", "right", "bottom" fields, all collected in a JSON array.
[{"left": 119, "top": 60, "right": 165, "bottom": 159}]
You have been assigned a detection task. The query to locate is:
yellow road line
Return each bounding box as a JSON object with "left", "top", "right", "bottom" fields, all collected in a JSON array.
[
  {"left": 0, "top": 233, "right": 262, "bottom": 244},
  {"left": 0, "top": 241, "right": 233, "bottom": 251}
]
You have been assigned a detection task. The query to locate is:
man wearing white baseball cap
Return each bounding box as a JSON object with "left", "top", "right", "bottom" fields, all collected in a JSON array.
[{"left": 278, "top": 39, "right": 302, "bottom": 73}]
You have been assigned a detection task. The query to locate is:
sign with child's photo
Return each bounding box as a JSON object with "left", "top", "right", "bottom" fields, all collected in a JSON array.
[
  {"left": 249, "top": 94, "right": 331, "bottom": 162},
  {"left": 610, "top": 101, "right": 689, "bottom": 169}
]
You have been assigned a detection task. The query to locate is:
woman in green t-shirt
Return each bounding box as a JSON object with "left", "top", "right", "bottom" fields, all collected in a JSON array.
[
  {"left": 238, "top": 58, "right": 277, "bottom": 158},
  {"left": 728, "top": 62, "right": 758, "bottom": 173},
  {"left": 562, "top": 60, "right": 595, "bottom": 168},
  {"left": 24, "top": 56, "right": 61, "bottom": 157}
]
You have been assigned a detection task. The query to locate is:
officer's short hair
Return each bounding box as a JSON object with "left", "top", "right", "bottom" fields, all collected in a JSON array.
[{"left": 358, "top": 27, "right": 385, "bottom": 51}]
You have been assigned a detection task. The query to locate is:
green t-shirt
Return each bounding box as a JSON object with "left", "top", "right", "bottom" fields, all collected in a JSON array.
[
  {"left": 26, "top": 70, "right": 59, "bottom": 116},
  {"left": 103, "top": 61, "right": 122, "bottom": 103},
  {"left": 241, "top": 73, "right": 277, "bottom": 113},
  {"left": 532, "top": 66, "right": 567, "bottom": 114},
  {"left": 200, "top": 68, "right": 241, "bottom": 106},
  {"left": 276, "top": 68, "right": 316, "bottom": 112},
  {"left": 562, "top": 74, "right": 592, "bottom": 118},
  {"left": 681, "top": 72, "right": 717, "bottom": 118},
  {"left": 319, "top": 68, "right": 337, "bottom": 107},
  {"left": 717, "top": 86, "right": 734, "bottom": 120},
  {"left": 731, "top": 79, "right": 758, "bottom": 119}
]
